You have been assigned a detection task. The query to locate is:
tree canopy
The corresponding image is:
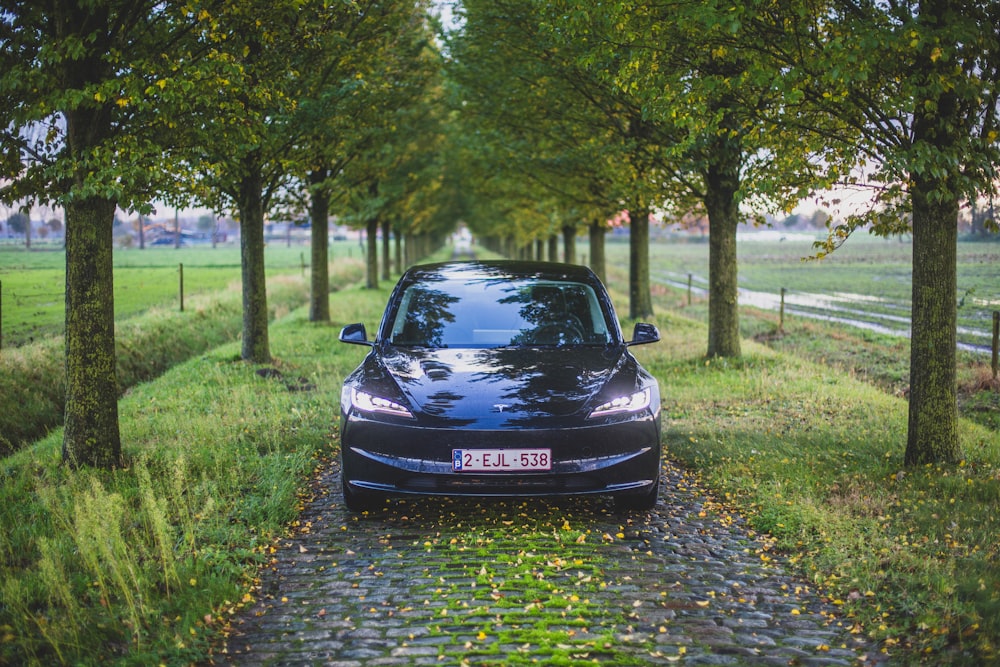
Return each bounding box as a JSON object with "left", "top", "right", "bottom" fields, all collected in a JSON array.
[{"left": 2, "top": 0, "right": 997, "bottom": 468}]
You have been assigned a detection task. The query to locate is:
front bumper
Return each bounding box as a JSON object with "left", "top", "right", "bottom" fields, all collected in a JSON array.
[{"left": 340, "top": 414, "right": 661, "bottom": 499}]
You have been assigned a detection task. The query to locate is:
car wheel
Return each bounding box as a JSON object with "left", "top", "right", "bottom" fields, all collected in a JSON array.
[
  {"left": 342, "top": 475, "right": 383, "bottom": 512},
  {"left": 615, "top": 480, "right": 659, "bottom": 511}
]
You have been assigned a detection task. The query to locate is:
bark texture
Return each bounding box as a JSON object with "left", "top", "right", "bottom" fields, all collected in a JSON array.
[
  {"left": 308, "top": 170, "right": 330, "bottom": 323},
  {"left": 628, "top": 206, "right": 653, "bottom": 319},
  {"left": 238, "top": 152, "right": 271, "bottom": 363},
  {"left": 704, "top": 155, "right": 741, "bottom": 358},
  {"left": 62, "top": 195, "right": 122, "bottom": 468}
]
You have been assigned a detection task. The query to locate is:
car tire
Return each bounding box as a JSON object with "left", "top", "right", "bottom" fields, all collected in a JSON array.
[
  {"left": 615, "top": 480, "right": 659, "bottom": 511},
  {"left": 342, "top": 476, "right": 383, "bottom": 512}
]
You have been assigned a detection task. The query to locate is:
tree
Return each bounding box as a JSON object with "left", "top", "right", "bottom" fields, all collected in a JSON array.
[
  {"left": 6, "top": 211, "right": 29, "bottom": 247},
  {"left": 548, "top": 1, "right": 839, "bottom": 356},
  {"left": 761, "top": 0, "right": 1000, "bottom": 463},
  {"left": 447, "top": 0, "right": 668, "bottom": 317},
  {"left": 282, "top": 1, "right": 438, "bottom": 318},
  {"left": 0, "top": 1, "right": 200, "bottom": 468},
  {"left": 46, "top": 217, "right": 64, "bottom": 237},
  {"left": 185, "top": 0, "right": 376, "bottom": 361}
]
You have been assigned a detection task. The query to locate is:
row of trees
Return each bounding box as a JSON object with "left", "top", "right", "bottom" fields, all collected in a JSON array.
[
  {"left": 2, "top": 0, "right": 998, "bottom": 470},
  {"left": 0, "top": 0, "right": 452, "bottom": 469},
  {"left": 442, "top": 0, "right": 999, "bottom": 467}
]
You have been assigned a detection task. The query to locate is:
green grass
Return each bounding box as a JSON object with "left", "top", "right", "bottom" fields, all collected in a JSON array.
[
  {"left": 0, "top": 241, "right": 366, "bottom": 347},
  {"left": 0, "top": 281, "right": 388, "bottom": 666},
  {"left": 616, "top": 305, "right": 999, "bottom": 664},
  {"left": 0, "top": 241, "right": 998, "bottom": 665},
  {"left": 0, "top": 249, "right": 366, "bottom": 455},
  {"left": 612, "top": 233, "right": 1000, "bottom": 351}
]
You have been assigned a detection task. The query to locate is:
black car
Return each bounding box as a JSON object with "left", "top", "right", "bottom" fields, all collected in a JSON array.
[{"left": 338, "top": 260, "right": 662, "bottom": 512}]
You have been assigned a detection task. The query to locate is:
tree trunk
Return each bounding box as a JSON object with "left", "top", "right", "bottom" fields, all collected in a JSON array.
[
  {"left": 237, "top": 152, "right": 271, "bottom": 363},
  {"left": 904, "top": 1, "right": 962, "bottom": 464},
  {"left": 381, "top": 218, "right": 391, "bottom": 281},
  {"left": 394, "top": 229, "right": 403, "bottom": 273},
  {"left": 629, "top": 204, "right": 653, "bottom": 319},
  {"left": 548, "top": 235, "right": 558, "bottom": 262},
  {"left": 704, "top": 149, "right": 742, "bottom": 357},
  {"left": 589, "top": 219, "right": 606, "bottom": 284},
  {"left": 62, "top": 195, "right": 122, "bottom": 468},
  {"left": 906, "top": 187, "right": 960, "bottom": 464},
  {"left": 366, "top": 217, "right": 379, "bottom": 289},
  {"left": 562, "top": 225, "right": 576, "bottom": 264},
  {"left": 54, "top": 3, "right": 121, "bottom": 469},
  {"left": 308, "top": 170, "right": 330, "bottom": 322}
]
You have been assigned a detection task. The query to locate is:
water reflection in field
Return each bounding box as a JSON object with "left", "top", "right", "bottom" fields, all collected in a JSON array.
[{"left": 653, "top": 269, "right": 992, "bottom": 355}]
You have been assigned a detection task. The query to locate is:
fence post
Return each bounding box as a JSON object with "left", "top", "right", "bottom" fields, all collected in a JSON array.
[
  {"left": 179, "top": 263, "right": 184, "bottom": 312},
  {"left": 779, "top": 288, "right": 787, "bottom": 333},
  {"left": 993, "top": 311, "right": 998, "bottom": 380},
  {"left": 687, "top": 274, "right": 692, "bottom": 306}
]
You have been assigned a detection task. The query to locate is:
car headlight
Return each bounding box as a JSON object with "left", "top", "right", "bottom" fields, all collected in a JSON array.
[
  {"left": 589, "top": 388, "right": 651, "bottom": 418},
  {"left": 347, "top": 387, "right": 414, "bottom": 418}
]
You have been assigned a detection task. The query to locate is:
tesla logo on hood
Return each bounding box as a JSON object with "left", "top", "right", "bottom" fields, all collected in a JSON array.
[{"left": 493, "top": 404, "right": 511, "bottom": 413}]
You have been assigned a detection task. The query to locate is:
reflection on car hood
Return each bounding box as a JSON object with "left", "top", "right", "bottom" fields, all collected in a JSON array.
[{"left": 378, "top": 346, "right": 635, "bottom": 427}]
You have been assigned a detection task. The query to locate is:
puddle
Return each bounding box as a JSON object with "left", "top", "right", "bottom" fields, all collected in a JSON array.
[{"left": 654, "top": 270, "right": 993, "bottom": 355}]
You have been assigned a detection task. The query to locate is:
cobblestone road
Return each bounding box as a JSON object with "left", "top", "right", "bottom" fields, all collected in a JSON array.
[{"left": 219, "top": 457, "right": 885, "bottom": 666}]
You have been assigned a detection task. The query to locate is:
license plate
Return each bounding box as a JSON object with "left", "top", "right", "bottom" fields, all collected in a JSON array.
[{"left": 453, "top": 448, "right": 551, "bottom": 472}]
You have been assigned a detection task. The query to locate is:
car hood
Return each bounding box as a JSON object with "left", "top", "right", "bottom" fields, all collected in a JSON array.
[{"left": 376, "top": 346, "right": 639, "bottom": 427}]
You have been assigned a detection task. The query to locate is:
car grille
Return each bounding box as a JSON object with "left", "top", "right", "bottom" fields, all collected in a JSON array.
[{"left": 399, "top": 474, "right": 603, "bottom": 494}]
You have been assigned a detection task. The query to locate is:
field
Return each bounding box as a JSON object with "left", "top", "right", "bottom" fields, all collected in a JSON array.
[
  {"left": 604, "top": 232, "right": 999, "bottom": 353},
  {"left": 0, "top": 239, "right": 368, "bottom": 348},
  {"left": 602, "top": 233, "right": 1000, "bottom": 431}
]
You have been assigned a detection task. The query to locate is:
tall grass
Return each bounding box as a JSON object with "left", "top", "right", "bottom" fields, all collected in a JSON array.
[{"left": 0, "top": 281, "right": 389, "bottom": 665}]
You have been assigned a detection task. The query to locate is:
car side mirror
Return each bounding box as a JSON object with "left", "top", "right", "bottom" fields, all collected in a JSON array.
[
  {"left": 627, "top": 322, "right": 659, "bottom": 346},
  {"left": 339, "top": 323, "right": 373, "bottom": 346}
]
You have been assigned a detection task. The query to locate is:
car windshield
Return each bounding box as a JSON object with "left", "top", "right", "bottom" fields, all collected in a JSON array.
[{"left": 387, "top": 278, "right": 615, "bottom": 348}]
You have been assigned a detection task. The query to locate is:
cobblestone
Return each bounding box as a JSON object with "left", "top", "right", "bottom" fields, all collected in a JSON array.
[{"left": 219, "top": 459, "right": 886, "bottom": 665}]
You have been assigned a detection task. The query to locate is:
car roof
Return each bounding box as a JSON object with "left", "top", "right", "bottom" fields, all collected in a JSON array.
[{"left": 399, "top": 260, "right": 603, "bottom": 286}]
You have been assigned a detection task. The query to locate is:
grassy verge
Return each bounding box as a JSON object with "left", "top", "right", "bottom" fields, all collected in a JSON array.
[
  {"left": 620, "top": 299, "right": 999, "bottom": 665},
  {"left": 0, "top": 281, "right": 389, "bottom": 666},
  {"left": 0, "top": 259, "right": 365, "bottom": 455},
  {"left": 668, "top": 297, "right": 1000, "bottom": 433}
]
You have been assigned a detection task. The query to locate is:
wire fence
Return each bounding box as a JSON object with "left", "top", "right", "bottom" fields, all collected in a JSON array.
[{"left": 0, "top": 255, "right": 328, "bottom": 352}]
